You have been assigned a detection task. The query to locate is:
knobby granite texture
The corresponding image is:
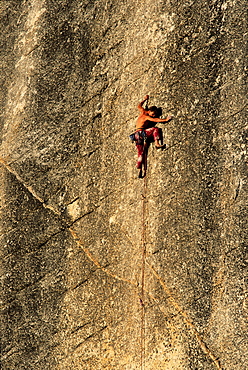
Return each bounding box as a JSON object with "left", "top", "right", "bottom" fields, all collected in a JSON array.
[{"left": 0, "top": 0, "right": 247, "bottom": 369}]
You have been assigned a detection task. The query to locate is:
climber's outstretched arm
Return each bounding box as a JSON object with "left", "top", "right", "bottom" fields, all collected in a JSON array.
[
  {"left": 147, "top": 115, "right": 172, "bottom": 123},
  {"left": 137, "top": 95, "right": 149, "bottom": 113}
]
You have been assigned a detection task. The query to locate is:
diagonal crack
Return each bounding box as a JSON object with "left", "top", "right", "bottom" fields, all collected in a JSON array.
[
  {"left": 0, "top": 158, "right": 61, "bottom": 216},
  {"left": 1, "top": 148, "right": 223, "bottom": 369},
  {"left": 146, "top": 262, "right": 223, "bottom": 370},
  {"left": 69, "top": 227, "right": 223, "bottom": 370},
  {"left": 69, "top": 228, "right": 137, "bottom": 287}
]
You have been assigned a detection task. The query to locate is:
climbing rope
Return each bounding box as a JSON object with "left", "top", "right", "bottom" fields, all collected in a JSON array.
[{"left": 140, "top": 174, "right": 147, "bottom": 370}]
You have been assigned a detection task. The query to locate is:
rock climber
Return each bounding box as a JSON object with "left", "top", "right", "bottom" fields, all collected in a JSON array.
[{"left": 131, "top": 95, "right": 172, "bottom": 178}]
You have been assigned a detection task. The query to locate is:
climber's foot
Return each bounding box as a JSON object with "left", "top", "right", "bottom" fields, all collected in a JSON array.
[{"left": 155, "top": 144, "right": 166, "bottom": 150}]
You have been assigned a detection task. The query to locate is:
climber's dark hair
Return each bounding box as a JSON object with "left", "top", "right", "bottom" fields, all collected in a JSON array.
[
  {"left": 148, "top": 106, "right": 162, "bottom": 118},
  {"left": 156, "top": 107, "right": 162, "bottom": 117},
  {"left": 149, "top": 105, "right": 158, "bottom": 112}
]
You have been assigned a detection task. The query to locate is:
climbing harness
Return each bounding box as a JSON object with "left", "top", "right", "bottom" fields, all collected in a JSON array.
[{"left": 129, "top": 130, "right": 147, "bottom": 144}]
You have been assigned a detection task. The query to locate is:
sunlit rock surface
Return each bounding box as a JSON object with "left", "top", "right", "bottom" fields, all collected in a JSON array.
[{"left": 1, "top": 0, "right": 247, "bottom": 369}]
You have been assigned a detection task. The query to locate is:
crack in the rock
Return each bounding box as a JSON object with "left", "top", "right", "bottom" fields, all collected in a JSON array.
[
  {"left": 1, "top": 226, "right": 69, "bottom": 266},
  {"left": 0, "top": 157, "right": 111, "bottom": 233},
  {"left": 36, "top": 227, "right": 69, "bottom": 249},
  {"left": 1, "top": 127, "right": 226, "bottom": 369},
  {"left": 216, "top": 103, "right": 247, "bottom": 123},
  {"left": 1, "top": 269, "right": 66, "bottom": 311},
  {"left": 69, "top": 227, "right": 223, "bottom": 370},
  {"left": 24, "top": 43, "right": 42, "bottom": 56},
  {"left": 146, "top": 262, "right": 223, "bottom": 370},
  {"left": 83, "top": 325, "right": 108, "bottom": 343},
  {"left": 71, "top": 322, "right": 91, "bottom": 334},
  {"left": 72, "top": 278, "right": 89, "bottom": 290},
  {"left": 234, "top": 179, "right": 241, "bottom": 200},
  {"left": 65, "top": 197, "right": 80, "bottom": 206},
  {"left": 69, "top": 228, "right": 138, "bottom": 289},
  {"left": 56, "top": 325, "right": 108, "bottom": 364},
  {"left": 0, "top": 158, "right": 61, "bottom": 216},
  {"left": 69, "top": 207, "right": 100, "bottom": 226}
]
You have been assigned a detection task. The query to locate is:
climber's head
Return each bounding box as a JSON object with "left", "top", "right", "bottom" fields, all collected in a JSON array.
[
  {"left": 148, "top": 106, "right": 158, "bottom": 117},
  {"left": 147, "top": 106, "right": 162, "bottom": 118}
]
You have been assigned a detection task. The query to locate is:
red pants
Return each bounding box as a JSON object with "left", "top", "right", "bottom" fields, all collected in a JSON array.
[{"left": 136, "top": 127, "right": 162, "bottom": 169}]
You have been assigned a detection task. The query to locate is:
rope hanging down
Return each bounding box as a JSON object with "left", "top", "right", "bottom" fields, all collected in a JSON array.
[{"left": 140, "top": 175, "right": 147, "bottom": 370}]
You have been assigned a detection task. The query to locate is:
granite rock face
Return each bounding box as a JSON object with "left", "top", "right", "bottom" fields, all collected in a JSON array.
[{"left": 0, "top": 0, "right": 247, "bottom": 369}]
